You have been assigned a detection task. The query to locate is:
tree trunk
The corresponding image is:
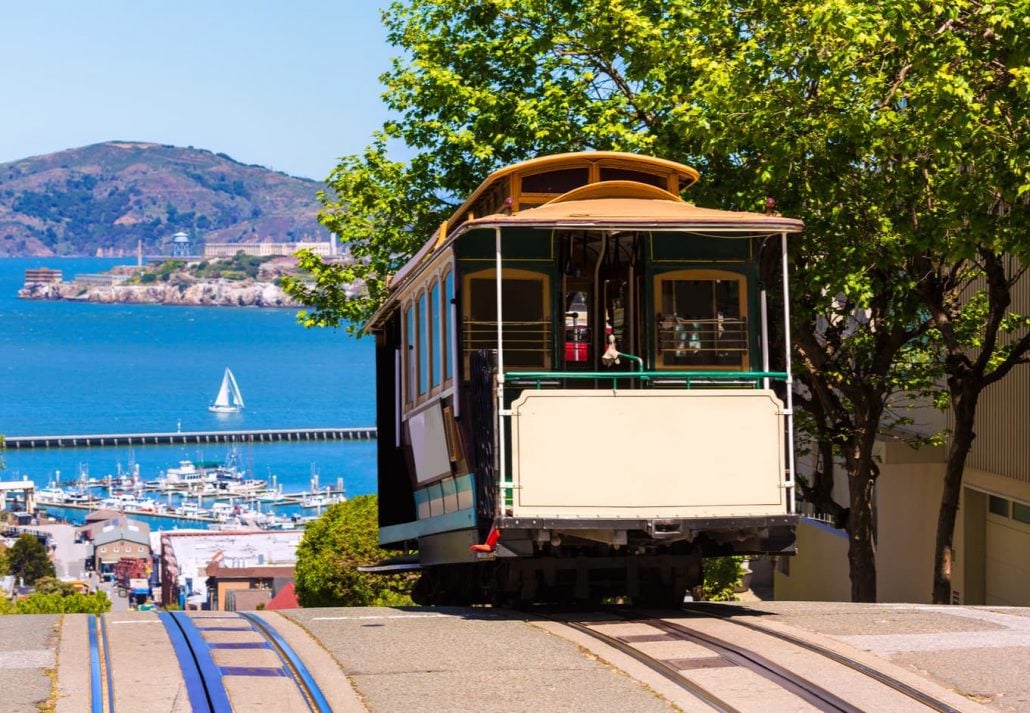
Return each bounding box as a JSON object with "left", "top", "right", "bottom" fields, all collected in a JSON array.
[
  {"left": 847, "top": 467, "right": 877, "bottom": 602},
  {"left": 931, "top": 384, "right": 979, "bottom": 604}
]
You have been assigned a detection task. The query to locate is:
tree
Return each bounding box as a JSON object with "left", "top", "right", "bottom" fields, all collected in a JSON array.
[
  {"left": 6, "top": 534, "right": 54, "bottom": 585},
  {"left": 294, "top": 495, "right": 416, "bottom": 607},
  {"left": 290, "top": 0, "right": 1028, "bottom": 601}
]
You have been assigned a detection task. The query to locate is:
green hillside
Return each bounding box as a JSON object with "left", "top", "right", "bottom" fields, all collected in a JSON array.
[{"left": 0, "top": 141, "right": 329, "bottom": 256}]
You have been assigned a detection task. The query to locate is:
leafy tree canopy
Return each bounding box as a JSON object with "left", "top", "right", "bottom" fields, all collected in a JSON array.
[
  {"left": 294, "top": 495, "right": 416, "bottom": 607},
  {"left": 289, "top": 0, "right": 1028, "bottom": 601},
  {"left": 6, "top": 534, "right": 55, "bottom": 585}
]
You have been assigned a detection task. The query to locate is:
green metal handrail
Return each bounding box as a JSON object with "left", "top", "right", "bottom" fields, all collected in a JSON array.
[{"left": 503, "top": 368, "right": 788, "bottom": 390}]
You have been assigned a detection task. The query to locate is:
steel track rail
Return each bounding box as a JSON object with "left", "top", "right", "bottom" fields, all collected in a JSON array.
[
  {"left": 648, "top": 617, "right": 865, "bottom": 713},
  {"left": 679, "top": 604, "right": 962, "bottom": 713},
  {"left": 556, "top": 617, "right": 739, "bottom": 712},
  {"left": 239, "top": 612, "right": 333, "bottom": 713}
]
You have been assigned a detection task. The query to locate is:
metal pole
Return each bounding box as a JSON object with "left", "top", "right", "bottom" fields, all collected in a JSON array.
[
  {"left": 780, "top": 231, "right": 796, "bottom": 514},
  {"left": 495, "top": 227, "right": 508, "bottom": 514},
  {"left": 760, "top": 290, "right": 770, "bottom": 389}
]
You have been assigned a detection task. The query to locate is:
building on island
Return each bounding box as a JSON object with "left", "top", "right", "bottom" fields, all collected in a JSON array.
[
  {"left": 23, "top": 268, "right": 62, "bottom": 284},
  {"left": 203, "top": 238, "right": 339, "bottom": 259},
  {"left": 171, "top": 231, "right": 192, "bottom": 257}
]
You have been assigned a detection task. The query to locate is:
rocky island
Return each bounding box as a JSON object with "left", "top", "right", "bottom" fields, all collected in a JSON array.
[{"left": 18, "top": 254, "right": 307, "bottom": 308}]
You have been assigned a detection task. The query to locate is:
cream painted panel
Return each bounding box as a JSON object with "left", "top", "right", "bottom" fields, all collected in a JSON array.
[
  {"left": 985, "top": 515, "right": 1030, "bottom": 606},
  {"left": 409, "top": 402, "right": 452, "bottom": 484},
  {"left": 510, "top": 389, "right": 785, "bottom": 518}
]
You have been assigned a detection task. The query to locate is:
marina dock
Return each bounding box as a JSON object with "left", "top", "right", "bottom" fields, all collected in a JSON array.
[{"left": 4, "top": 426, "right": 377, "bottom": 450}]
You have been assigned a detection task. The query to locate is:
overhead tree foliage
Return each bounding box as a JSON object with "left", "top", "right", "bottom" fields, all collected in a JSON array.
[
  {"left": 286, "top": 0, "right": 1029, "bottom": 601},
  {"left": 294, "top": 495, "right": 416, "bottom": 607}
]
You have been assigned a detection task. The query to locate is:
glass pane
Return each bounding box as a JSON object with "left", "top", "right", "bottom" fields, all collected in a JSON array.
[
  {"left": 988, "top": 495, "right": 1010, "bottom": 517},
  {"left": 405, "top": 306, "right": 415, "bottom": 402},
  {"left": 418, "top": 294, "right": 428, "bottom": 395},
  {"left": 431, "top": 283, "right": 441, "bottom": 388},
  {"left": 467, "top": 276, "right": 547, "bottom": 367},
  {"left": 599, "top": 167, "right": 666, "bottom": 188},
  {"left": 521, "top": 168, "right": 589, "bottom": 193},
  {"left": 657, "top": 277, "right": 745, "bottom": 367},
  {"left": 444, "top": 273, "right": 453, "bottom": 379}
]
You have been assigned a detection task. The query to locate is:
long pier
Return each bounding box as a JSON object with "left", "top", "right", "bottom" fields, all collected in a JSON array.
[{"left": 4, "top": 426, "right": 377, "bottom": 450}]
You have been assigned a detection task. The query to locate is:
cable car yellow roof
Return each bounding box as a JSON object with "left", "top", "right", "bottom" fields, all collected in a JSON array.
[{"left": 459, "top": 181, "right": 803, "bottom": 234}]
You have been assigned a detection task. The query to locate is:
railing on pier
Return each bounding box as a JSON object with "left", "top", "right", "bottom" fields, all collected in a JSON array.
[{"left": 4, "top": 427, "right": 377, "bottom": 450}]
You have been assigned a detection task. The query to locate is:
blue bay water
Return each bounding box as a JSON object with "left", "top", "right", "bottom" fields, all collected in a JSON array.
[{"left": 0, "top": 257, "right": 378, "bottom": 522}]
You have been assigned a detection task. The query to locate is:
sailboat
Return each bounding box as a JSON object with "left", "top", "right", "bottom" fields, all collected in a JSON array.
[{"left": 208, "top": 368, "right": 245, "bottom": 413}]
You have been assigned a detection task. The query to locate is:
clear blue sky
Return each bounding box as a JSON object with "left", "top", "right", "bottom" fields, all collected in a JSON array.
[{"left": 0, "top": 2, "right": 397, "bottom": 181}]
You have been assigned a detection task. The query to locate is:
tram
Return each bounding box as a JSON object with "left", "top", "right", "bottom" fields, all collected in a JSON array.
[{"left": 366, "top": 152, "right": 801, "bottom": 605}]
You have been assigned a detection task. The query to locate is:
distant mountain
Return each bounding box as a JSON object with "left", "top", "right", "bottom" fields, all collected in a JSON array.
[{"left": 0, "top": 141, "right": 330, "bottom": 257}]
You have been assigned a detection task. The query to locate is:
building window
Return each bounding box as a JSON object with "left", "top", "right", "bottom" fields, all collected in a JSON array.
[
  {"left": 988, "top": 495, "right": 1009, "bottom": 517},
  {"left": 138, "top": 545, "right": 145, "bottom": 553},
  {"left": 113, "top": 546, "right": 120, "bottom": 553},
  {"left": 100, "top": 546, "right": 107, "bottom": 553},
  {"left": 654, "top": 270, "right": 748, "bottom": 369},
  {"left": 1012, "top": 501, "right": 1030, "bottom": 525}
]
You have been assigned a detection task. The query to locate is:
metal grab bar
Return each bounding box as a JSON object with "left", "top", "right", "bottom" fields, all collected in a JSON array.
[{"left": 503, "top": 369, "right": 788, "bottom": 390}]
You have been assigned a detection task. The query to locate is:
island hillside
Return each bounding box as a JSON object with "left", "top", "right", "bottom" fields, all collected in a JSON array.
[{"left": 0, "top": 141, "right": 329, "bottom": 257}]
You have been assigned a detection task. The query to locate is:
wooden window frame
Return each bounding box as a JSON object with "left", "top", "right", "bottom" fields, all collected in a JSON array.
[
  {"left": 462, "top": 267, "right": 552, "bottom": 373},
  {"left": 652, "top": 268, "right": 749, "bottom": 371}
]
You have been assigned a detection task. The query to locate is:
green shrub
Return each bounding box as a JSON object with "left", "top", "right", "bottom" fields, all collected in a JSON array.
[
  {"left": 701, "top": 556, "right": 746, "bottom": 601},
  {"left": 295, "top": 495, "right": 416, "bottom": 607}
]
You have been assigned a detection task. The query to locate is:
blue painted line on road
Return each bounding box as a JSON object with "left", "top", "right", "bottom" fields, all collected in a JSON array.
[
  {"left": 240, "top": 612, "right": 333, "bottom": 713},
  {"left": 87, "top": 616, "right": 103, "bottom": 713}
]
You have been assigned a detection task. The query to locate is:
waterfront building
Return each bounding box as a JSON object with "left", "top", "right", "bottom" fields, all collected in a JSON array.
[
  {"left": 159, "top": 529, "right": 302, "bottom": 610},
  {"left": 202, "top": 238, "right": 339, "bottom": 259},
  {"left": 23, "top": 267, "right": 62, "bottom": 284},
  {"left": 88, "top": 518, "right": 151, "bottom": 576}
]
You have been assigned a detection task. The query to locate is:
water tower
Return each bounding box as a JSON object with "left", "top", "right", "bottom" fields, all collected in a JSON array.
[{"left": 171, "top": 231, "right": 192, "bottom": 257}]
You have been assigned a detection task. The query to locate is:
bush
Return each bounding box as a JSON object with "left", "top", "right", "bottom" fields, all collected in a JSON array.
[
  {"left": 295, "top": 495, "right": 416, "bottom": 607},
  {"left": 9, "top": 591, "right": 111, "bottom": 615},
  {"left": 701, "top": 556, "right": 746, "bottom": 601}
]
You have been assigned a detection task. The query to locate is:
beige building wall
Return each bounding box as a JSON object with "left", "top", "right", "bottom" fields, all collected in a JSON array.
[{"left": 773, "top": 518, "right": 851, "bottom": 601}]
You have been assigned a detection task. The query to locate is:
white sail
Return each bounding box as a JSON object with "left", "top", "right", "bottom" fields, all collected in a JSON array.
[{"left": 209, "top": 368, "right": 244, "bottom": 412}]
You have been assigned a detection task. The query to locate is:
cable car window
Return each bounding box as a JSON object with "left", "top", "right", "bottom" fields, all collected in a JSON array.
[
  {"left": 430, "top": 281, "right": 441, "bottom": 388},
  {"left": 655, "top": 271, "right": 748, "bottom": 369},
  {"left": 599, "top": 167, "right": 667, "bottom": 188},
  {"left": 520, "top": 168, "right": 589, "bottom": 194},
  {"left": 405, "top": 304, "right": 415, "bottom": 403},
  {"left": 464, "top": 270, "right": 550, "bottom": 369},
  {"left": 443, "top": 271, "right": 454, "bottom": 380},
  {"left": 418, "top": 292, "right": 429, "bottom": 395}
]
